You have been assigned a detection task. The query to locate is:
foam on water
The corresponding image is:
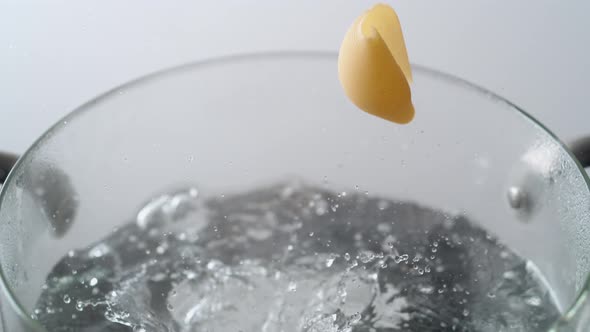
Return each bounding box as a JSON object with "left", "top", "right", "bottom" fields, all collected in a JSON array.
[{"left": 33, "top": 181, "right": 560, "bottom": 331}]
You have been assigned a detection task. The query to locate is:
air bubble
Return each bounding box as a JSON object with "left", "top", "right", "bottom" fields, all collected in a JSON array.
[{"left": 75, "top": 301, "right": 84, "bottom": 311}]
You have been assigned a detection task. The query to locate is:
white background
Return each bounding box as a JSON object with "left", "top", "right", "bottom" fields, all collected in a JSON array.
[{"left": 1, "top": 1, "right": 589, "bottom": 154}]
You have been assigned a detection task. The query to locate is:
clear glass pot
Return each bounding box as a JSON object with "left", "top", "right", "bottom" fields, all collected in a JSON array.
[{"left": 1, "top": 52, "right": 589, "bottom": 331}]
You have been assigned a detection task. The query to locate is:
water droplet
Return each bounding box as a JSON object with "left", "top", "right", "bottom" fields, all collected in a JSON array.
[
  {"left": 62, "top": 294, "right": 71, "bottom": 304},
  {"left": 156, "top": 245, "right": 166, "bottom": 255},
  {"left": 507, "top": 186, "right": 527, "bottom": 209},
  {"left": 349, "top": 312, "right": 362, "bottom": 324},
  {"left": 487, "top": 291, "right": 496, "bottom": 298},
  {"left": 89, "top": 277, "right": 98, "bottom": 287},
  {"left": 288, "top": 281, "right": 297, "bottom": 292},
  {"left": 463, "top": 309, "right": 470, "bottom": 317},
  {"left": 358, "top": 250, "right": 375, "bottom": 263},
  {"left": 325, "top": 253, "right": 339, "bottom": 267},
  {"left": 525, "top": 296, "right": 542, "bottom": 306},
  {"left": 344, "top": 252, "right": 351, "bottom": 261},
  {"left": 419, "top": 285, "right": 435, "bottom": 294},
  {"left": 167, "top": 303, "right": 174, "bottom": 311},
  {"left": 136, "top": 187, "right": 199, "bottom": 229},
  {"left": 377, "top": 200, "right": 389, "bottom": 211},
  {"left": 309, "top": 232, "right": 314, "bottom": 237}
]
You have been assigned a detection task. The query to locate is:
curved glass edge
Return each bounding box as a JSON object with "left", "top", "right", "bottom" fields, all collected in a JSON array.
[
  {"left": 416, "top": 63, "right": 590, "bottom": 331},
  {"left": 549, "top": 280, "right": 590, "bottom": 331},
  {"left": 0, "top": 50, "right": 588, "bottom": 331}
]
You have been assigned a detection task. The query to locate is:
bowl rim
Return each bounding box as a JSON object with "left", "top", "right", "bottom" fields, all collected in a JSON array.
[{"left": 1, "top": 50, "right": 588, "bottom": 331}]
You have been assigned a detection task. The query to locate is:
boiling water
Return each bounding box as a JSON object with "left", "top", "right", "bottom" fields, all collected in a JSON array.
[{"left": 33, "top": 181, "right": 560, "bottom": 331}]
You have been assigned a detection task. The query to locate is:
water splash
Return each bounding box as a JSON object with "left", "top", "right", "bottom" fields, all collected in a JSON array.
[{"left": 34, "top": 181, "right": 560, "bottom": 331}]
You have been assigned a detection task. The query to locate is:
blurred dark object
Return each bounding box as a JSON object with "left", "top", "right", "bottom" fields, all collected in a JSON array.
[
  {"left": 570, "top": 136, "right": 590, "bottom": 168},
  {"left": 0, "top": 152, "right": 18, "bottom": 185}
]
